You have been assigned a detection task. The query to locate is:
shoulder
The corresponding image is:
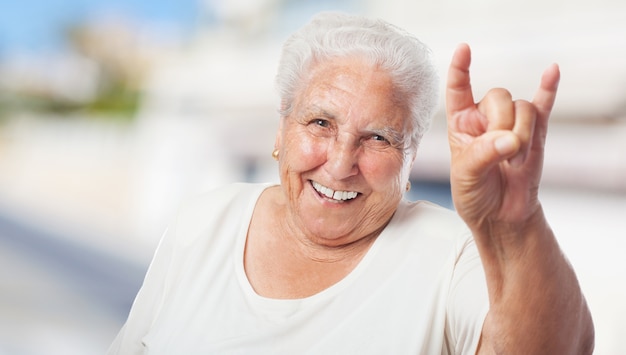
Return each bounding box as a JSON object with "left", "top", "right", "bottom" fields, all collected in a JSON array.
[
  {"left": 178, "top": 183, "right": 270, "bottom": 217},
  {"left": 170, "top": 183, "right": 272, "bottom": 246},
  {"left": 382, "top": 199, "right": 474, "bottom": 259},
  {"left": 394, "top": 199, "right": 469, "bottom": 238}
]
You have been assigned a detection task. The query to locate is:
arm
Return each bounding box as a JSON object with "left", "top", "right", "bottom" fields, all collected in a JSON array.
[{"left": 445, "top": 43, "right": 594, "bottom": 354}]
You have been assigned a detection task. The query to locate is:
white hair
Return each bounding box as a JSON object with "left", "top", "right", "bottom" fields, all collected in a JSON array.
[{"left": 275, "top": 11, "right": 439, "bottom": 150}]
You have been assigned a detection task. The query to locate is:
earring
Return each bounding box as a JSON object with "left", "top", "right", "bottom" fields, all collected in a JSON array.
[
  {"left": 271, "top": 149, "right": 279, "bottom": 161},
  {"left": 405, "top": 181, "right": 411, "bottom": 192}
]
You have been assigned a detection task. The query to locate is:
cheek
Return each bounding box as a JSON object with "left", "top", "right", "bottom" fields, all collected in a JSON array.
[
  {"left": 282, "top": 133, "right": 327, "bottom": 172},
  {"left": 361, "top": 153, "right": 408, "bottom": 192}
]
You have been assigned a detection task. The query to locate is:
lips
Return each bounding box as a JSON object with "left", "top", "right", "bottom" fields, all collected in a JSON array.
[{"left": 311, "top": 181, "right": 359, "bottom": 201}]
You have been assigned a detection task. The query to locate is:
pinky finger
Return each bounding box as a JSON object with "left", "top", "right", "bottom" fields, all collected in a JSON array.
[{"left": 532, "top": 63, "right": 560, "bottom": 119}]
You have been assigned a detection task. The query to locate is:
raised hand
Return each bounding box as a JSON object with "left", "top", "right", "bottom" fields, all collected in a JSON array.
[
  {"left": 445, "top": 43, "right": 560, "bottom": 230},
  {"left": 446, "top": 44, "right": 594, "bottom": 354}
]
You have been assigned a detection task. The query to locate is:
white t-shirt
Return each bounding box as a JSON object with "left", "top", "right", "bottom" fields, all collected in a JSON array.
[{"left": 108, "top": 183, "right": 488, "bottom": 355}]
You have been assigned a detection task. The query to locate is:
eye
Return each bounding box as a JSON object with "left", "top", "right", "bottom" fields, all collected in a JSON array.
[
  {"left": 361, "top": 134, "right": 390, "bottom": 149},
  {"left": 311, "top": 118, "right": 330, "bottom": 128},
  {"left": 305, "top": 117, "right": 334, "bottom": 137},
  {"left": 371, "top": 134, "right": 388, "bottom": 143},
  {"left": 364, "top": 128, "right": 405, "bottom": 150}
]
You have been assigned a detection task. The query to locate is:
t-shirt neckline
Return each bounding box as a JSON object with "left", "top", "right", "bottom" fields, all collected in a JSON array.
[{"left": 233, "top": 183, "right": 397, "bottom": 310}]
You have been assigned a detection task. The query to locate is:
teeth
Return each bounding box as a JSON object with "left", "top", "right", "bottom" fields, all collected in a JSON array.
[{"left": 312, "top": 181, "right": 358, "bottom": 201}]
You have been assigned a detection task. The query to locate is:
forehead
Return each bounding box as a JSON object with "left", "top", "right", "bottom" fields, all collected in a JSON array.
[
  {"left": 296, "top": 56, "right": 408, "bottom": 123},
  {"left": 304, "top": 56, "right": 392, "bottom": 98}
]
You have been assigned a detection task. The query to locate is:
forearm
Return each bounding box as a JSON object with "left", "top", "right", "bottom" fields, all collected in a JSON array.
[{"left": 473, "top": 207, "right": 594, "bottom": 354}]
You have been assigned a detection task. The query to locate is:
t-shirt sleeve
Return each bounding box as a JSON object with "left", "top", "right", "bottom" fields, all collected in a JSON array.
[
  {"left": 107, "top": 223, "right": 178, "bottom": 355},
  {"left": 443, "top": 235, "right": 490, "bottom": 355}
]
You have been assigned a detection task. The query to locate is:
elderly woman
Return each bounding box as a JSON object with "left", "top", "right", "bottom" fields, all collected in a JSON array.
[{"left": 109, "top": 12, "right": 594, "bottom": 354}]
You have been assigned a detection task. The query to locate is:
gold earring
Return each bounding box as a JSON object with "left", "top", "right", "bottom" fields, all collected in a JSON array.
[
  {"left": 406, "top": 181, "right": 411, "bottom": 192},
  {"left": 272, "top": 149, "right": 279, "bottom": 161}
]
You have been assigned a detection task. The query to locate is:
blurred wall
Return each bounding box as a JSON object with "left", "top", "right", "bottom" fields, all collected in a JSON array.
[{"left": 0, "top": 1, "right": 624, "bottom": 354}]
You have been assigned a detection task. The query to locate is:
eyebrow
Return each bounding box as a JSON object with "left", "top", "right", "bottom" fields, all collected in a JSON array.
[{"left": 305, "top": 105, "right": 336, "bottom": 119}]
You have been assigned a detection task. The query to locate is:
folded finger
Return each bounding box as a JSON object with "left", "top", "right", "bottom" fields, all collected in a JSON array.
[
  {"left": 510, "top": 100, "right": 537, "bottom": 166},
  {"left": 478, "top": 88, "right": 515, "bottom": 132}
]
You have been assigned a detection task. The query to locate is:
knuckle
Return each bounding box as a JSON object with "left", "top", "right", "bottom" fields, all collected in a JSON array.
[
  {"left": 514, "top": 100, "right": 537, "bottom": 116},
  {"left": 485, "top": 88, "right": 513, "bottom": 102}
]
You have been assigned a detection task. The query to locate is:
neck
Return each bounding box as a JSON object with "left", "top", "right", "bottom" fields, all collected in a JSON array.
[
  {"left": 243, "top": 186, "right": 383, "bottom": 298},
  {"left": 279, "top": 215, "right": 382, "bottom": 264}
]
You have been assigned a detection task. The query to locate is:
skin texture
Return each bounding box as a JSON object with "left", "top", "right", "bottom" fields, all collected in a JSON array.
[
  {"left": 446, "top": 43, "right": 594, "bottom": 354},
  {"left": 246, "top": 43, "right": 594, "bottom": 351},
  {"left": 245, "top": 56, "right": 414, "bottom": 298},
  {"left": 275, "top": 56, "right": 414, "bottom": 245}
]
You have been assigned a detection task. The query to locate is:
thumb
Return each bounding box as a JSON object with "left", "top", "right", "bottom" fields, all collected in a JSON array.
[
  {"left": 493, "top": 132, "right": 520, "bottom": 158},
  {"left": 457, "top": 131, "right": 520, "bottom": 175}
]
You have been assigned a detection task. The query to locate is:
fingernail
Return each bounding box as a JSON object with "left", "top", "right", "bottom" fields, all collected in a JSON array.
[{"left": 495, "top": 135, "right": 516, "bottom": 156}]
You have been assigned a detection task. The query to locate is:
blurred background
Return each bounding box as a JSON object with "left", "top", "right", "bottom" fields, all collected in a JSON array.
[{"left": 0, "top": 0, "right": 624, "bottom": 353}]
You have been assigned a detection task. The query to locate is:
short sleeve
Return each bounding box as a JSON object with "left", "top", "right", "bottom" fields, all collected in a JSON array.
[
  {"left": 107, "top": 224, "right": 177, "bottom": 355},
  {"left": 443, "top": 236, "right": 489, "bottom": 355}
]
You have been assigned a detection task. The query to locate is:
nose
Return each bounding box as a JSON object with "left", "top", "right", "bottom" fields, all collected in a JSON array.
[{"left": 324, "top": 136, "right": 359, "bottom": 180}]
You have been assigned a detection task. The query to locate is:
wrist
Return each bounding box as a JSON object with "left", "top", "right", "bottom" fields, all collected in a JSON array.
[{"left": 470, "top": 205, "right": 555, "bottom": 262}]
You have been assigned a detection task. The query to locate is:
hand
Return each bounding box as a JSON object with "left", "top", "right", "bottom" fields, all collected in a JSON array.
[
  {"left": 446, "top": 45, "right": 595, "bottom": 353},
  {"left": 445, "top": 43, "right": 560, "bottom": 230}
]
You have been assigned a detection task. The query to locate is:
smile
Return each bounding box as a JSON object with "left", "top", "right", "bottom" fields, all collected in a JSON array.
[{"left": 311, "top": 181, "right": 359, "bottom": 202}]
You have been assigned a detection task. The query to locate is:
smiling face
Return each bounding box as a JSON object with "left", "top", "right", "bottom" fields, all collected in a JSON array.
[{"left": 274, "top": 56, "right": 416, "bottom": 247}]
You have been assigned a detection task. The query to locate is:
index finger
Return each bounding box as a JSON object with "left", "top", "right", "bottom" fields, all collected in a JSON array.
[{"left": 446, "top": 43, "right": 475, "bottom": 116}]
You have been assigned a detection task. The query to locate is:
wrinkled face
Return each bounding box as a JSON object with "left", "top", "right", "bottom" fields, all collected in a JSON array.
[{"left": 275, "top": 56, "right": 415, "bottom": 247}]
